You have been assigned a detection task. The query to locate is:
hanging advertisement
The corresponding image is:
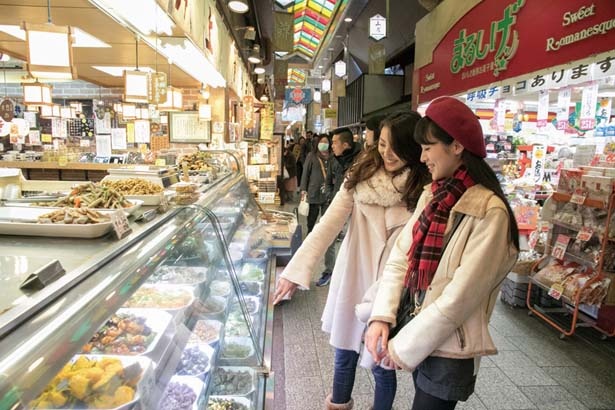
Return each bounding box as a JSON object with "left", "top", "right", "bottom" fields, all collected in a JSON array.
[
  {"left": 273, "top": 12, "right": 294, "bottom": 52},
  {"left": 284, "top": 88, "right": 313, "bottom": 105},
  {"left": 260, "top": 102, "right": 274, "bottom": 141},
  {"left": 536, "top": 90, "right": 549, "bottom": 128},
  {"left": 580, "top": 82, "right": 599, "bottom": 130},
  {"left": 415, "top": 0, "right": 615, "bottom": 104},
  {"left": 556, "top": 88, "right": 572, "bottom": 130},
  {"left": 531, "top": 145, "right": 546, "bottom": 184}
]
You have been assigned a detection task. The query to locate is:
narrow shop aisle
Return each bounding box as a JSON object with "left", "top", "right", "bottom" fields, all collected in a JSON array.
[{"left": 270, "top": 207, "right": 615, "bottom": 410}]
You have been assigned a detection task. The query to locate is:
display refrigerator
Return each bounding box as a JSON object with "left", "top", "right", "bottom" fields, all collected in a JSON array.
[{"left": 0, "top": 151, "right": 292, "bottom": 410}]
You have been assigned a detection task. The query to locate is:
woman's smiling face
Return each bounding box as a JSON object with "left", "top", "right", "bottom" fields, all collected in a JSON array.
[
  {"left": 378, "top": 126, "right": 407, "bottom": 172},
  {"left": 419, "top": 133, "right": 464, "bottom": 180}
]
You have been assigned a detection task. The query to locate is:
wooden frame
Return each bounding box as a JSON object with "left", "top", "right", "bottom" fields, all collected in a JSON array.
[{"left": 169, "top": 111, "right": 211, "bottom": 143}]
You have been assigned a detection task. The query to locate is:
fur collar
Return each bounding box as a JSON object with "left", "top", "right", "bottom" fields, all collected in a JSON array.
[{"left": 354, "top": 167, "right": 408, "bottom": 207}]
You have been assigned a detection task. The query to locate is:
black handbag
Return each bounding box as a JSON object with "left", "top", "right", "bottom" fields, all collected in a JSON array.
[{"left": 388, "top": 214, "right": 465, "bottom": 339}]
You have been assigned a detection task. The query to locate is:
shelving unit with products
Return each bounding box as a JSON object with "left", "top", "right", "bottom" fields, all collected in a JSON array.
[{"left": 527, "top": 171, "right": 615, "bottom": 339}]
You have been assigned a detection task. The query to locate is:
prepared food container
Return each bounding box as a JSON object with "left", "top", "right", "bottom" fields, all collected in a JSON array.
[
  {"left": 207, "top": 396, "right": 252, "bottom": 410},
  {"left": 121, "top": 284, "right": 195, "bottom": 323},
  {"left": 189, "top": 319, "right": 223, "bottom": 345},
  {"left": 192, "top": 295, "right": 227, "bottom": 319},
  {"left": 175, "top": 343, "right": 215, "bottom": 381},
  {"left": 220, "top": 337, "right": 255, "bottom": 364},
  {"left": 231, "top": 296, "right": 260, "bottom": 316},
  {"left": 148, "top": 265, "right": 210, "bottom": 285},
  {"left": 209, "top": 280, "right": 232, "bottom": 297},
  {"left": 238, "top": 281, "right": 262, "bottom": 297},
  {"left": 81, "top": 308, "right": 173, "bottom": 357},
  {"left": 29, "top": 355, "right": 154, "bottom": 410},
  {"left": 158, "top": 375, "right": 205, "bottom": 410},
  {"left": 211, "top": 366, "right": 256, "bottom": 397},
  {"left": 239, "top": 264, "right": 265, "bottom": 282}
]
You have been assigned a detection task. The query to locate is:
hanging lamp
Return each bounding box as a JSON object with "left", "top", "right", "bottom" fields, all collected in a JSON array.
[
  {"left": 124, "top": 36, "right": 150, "bottom": 103},
  {"left": 157, "top": 59, "right": 182, "bottom": 111}
]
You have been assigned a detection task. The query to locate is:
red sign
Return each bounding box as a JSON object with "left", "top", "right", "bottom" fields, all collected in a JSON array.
[{"left": 417, "top": 0, "right": 615, "bottom": 104}]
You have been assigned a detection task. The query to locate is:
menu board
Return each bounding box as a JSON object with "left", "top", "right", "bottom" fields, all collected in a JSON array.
[{"left": 169, "top": 111, "right": 211, "bottom": 143}]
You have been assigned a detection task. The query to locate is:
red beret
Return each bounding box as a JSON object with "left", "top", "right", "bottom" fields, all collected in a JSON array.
[{"left": 425, "top": 96, "right": 486, "bottom": 158}]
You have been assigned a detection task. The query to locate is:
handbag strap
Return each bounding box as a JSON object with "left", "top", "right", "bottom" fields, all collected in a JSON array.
[{"left": 317, "top": 157, "right": 327, "bottom": 179}]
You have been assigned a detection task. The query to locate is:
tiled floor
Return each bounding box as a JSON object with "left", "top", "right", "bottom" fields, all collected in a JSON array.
[{"left": 270, "top": 203, "right": 615, "bottom": 410}]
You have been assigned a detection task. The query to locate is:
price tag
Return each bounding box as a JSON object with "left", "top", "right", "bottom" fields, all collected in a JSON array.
[
  {"left": 155, "top": 158, "right": 166, "bottom": 166},
  {"left": 576, "top": 227, "right": 594, "bottom": 242},
  {"left": 58, "top": 156, "right": 68, "bottom": 166},
  {"left": 570, "top": 192, "right": 587, "bottom": 205},
  {"left": 548, "top": 283, "right": 565, "bottom": 300},
  {"left": 181, "top": 162, "right": 190, "bottom": 182},
  {"left": 111, "top": 210, "right": 132, "bottom": 240},
  {"left": 551, "top": 234, "right": 571, "bottom": 260}
]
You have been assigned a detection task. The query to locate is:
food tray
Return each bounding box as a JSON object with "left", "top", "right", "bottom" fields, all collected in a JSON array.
[
  {"left": 188, "top": 319, "right": 223, "bottom": 345},
  {"left": 0, "top": 206, "right": 114, "bottom": 238},
  {"left": 220, "top": 337, "right": 256, "bottom": 365},
  {"left": 148, "top": 265, "right": 210, "bottom": 285},
  {"left": 239, "top": 263, "right": 265, "bottom": 282},
  {"left": 207, "top": 396, "right": 252, "bottom": 410},
  {"left": 231, "top": 296, "right": 260, "bottom": 316},
  {"left": 81, "top": 308, "right": 173, "bottom": 357},
  {"left": 210, "top": 280, "right": 232, "bottom": 297},
  {"left": 175, "top": 343, "right": 215, "bottom": 380},
  {"left": 122, "top": 284, "right": 195, "bottom": 322},
  {"left": 192, "top": 295, "right": 227, "bottom": 319},
  {"left": 158, "top": 375, "right": 205, "bottom": 410},
  {"left": 211, "top": 366, "right": 256, "bottom": 397},
  {"left": 238, "top": 281, "right": 262, "bottom": 297},
  {"left": 30, "top": 354, "right": 155, "bottom": 410}
]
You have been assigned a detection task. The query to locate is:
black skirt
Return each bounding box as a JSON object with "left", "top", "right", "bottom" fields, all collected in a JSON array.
[{"left": 412, "top": 356, "right": 477, "bottom": 402}]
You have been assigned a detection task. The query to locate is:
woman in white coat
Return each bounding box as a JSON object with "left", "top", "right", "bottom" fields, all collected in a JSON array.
[{"left": 273, "top": 112, "right": 430, "bottom": 410}]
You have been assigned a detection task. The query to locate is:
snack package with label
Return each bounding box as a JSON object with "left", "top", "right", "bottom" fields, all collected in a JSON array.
[
  {"left": 581, "top": 175, "right": 614, "bottom": 203},
  {"left": 558, "top": 168, "right": 584, "bottom": 195}
]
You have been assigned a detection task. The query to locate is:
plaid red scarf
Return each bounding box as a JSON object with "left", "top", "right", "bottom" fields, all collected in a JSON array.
[{"left": 405, "top": 166, "right": 475, "bottom": 291}]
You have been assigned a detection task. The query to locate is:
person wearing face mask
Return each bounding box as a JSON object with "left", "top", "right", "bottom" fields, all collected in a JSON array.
[
  {"left": 274, "top": 113, "right": 430, "bottom": 410},
  {"left": 365, "top": 97, "right": 519, "bottom": 410},
  {"left": 300, "top": 135, "right": 334, "bottom": 234}
]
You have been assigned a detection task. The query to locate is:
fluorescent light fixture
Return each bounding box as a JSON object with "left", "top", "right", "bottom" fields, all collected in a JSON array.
[
  {"left": 248, "top": 44, "right": 262, "bottom": 64},
  {"left": 89, "top": 0, "right": 175, "bottom": 35},
  {"left": 254, "top": 66, "right": 265, "bottom": 74},
  {"left": 153, "top": 36, "right": 226, "bottom": 88},
  {"left": 0, "top": 25, "right": 26, "bottom": 40},
  {"left": 24, "top": 22, "right": 76, "bottom": 80},
  {"left": 93, "top": 66, "right": 154, "bottom": 76},
  {"left": 198, "top": 102, "right": 212, "bottom": 120},
  {"left": 22, "top": 81, "right": 52, "bottom": 105},
  {"left": 344, "top": 17, "right": 353, "bottom": 22},
  {"left": 228, "top": 0, "right": 249, "bottom": 13},
  {"left": 158, "top": 86, "right": 183, "bottom": 111},
  {"left": 72, "top": 28, "right": 110, "bottom": 48},
  {"left": 124, "top": 70, "right": 150, "bottom": 103}
]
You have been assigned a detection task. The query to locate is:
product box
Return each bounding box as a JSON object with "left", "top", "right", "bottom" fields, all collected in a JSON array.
[
  {"left": 557, "top": 168, "right": 584, "bottom": 195},
  {"left": 581, "top": 175, "right": 614, "bottom": 203}
]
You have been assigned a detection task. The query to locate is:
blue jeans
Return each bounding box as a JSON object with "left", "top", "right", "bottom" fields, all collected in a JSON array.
[{"left": 331, "top": 348, "right": 397, "bottom": 409}]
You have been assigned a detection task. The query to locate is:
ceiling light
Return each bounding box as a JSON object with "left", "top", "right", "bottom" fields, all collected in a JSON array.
[
  {"left": 89, "top": 0, "right": 175, "bottom": 35},
  {"left": 322, "top": 79, "right": 331, "bottom": 92},
  {"left": 22, "top": 81, "right": 52, "bottom": 105},
  {"left": 72, "top": 28, "right": 110, "bottom": 48},
  {"left": 254, "top": 66, "right": 265, "bottom": 75},
  {"left": 92, "top": 66, "right": 154, "bottom": 76},
  {"left": 228, "top": 0, "right": 249, "bottom": 13},
  {"left": 314, "top": 90, "right": 321, "bottom": 103},
  {"left": 275, "top": 0, "right": 295, "bottom": 6},
  {"left": 201, "top": 88, "right": 211, "bottom": 100},
  {"left": 318, "top": 65, "right": 323, "bottom": 69},
  {"left": 335, "top": 60, "right": 346, "bottom": 77},
  {"left": 260, "top": 95, "right": 269, "bottom": 102},
  {"left": 248, "top": 44, "right": 262, "bottom": 64},
  {"left": 275, "top": 51, "right": 289, "bottom": 58},
  {"left": 24, "top": 22, "right": 76, "bottom": 80},
  {"left": 153, "top": 37, "right": 226, "bottom": 87},
  {"left": 124, "top": 70, "right": 150, "bottom": 103},
  {"left": 344, "top": 17, "right": 353, "bottom": 22},
  {"left": 598, "top": 92, "right": 615, "bottom": 98},
  {"left": 158, "top": 86, "right": 183, "bottom": 111}
]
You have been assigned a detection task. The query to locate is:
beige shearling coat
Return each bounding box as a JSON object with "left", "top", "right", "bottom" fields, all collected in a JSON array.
[
  {"left": 369, "top": 184, "right": 518, "bottom": 371},
  {"left": 281, "top": 168, "right": 412, "bottom": 352}
]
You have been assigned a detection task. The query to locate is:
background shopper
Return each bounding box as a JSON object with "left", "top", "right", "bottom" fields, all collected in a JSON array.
[
  {"left": 274, "top": 112, "right": 430, "bottom": 410},
  {"left": 366, "top": 97, "right": 519, "bottom": 410}
]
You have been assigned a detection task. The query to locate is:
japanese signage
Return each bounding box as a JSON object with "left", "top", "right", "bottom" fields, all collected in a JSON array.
[
  {"left": 273, "top": 11, "right": 294, "bottom": 52},
  {"left": 369, "top": 14, "right": 387, "bottom": 41},
  {"left": 537, "top": 90, "right": 549, "bottom": 128},
  {"left": 0, "top": 99, "right": 14, "bottom": 122},
  {"left": 531, "top": 144, "right": 546, "bottom": 184},
  {"left": 556, "top": 88, "right": 572, "bottom": 130},
  {"left": 284, "top": 88, "right": 312, "bottom": 105},
  {"left": 416, "top": 0, "right": 615, "bottom": 104},
  {"left": 260, "top": 102, "right": 274, "bottom": 141},
  {"left": 580, "top": 82, "right": 599, "bottom": 130}
]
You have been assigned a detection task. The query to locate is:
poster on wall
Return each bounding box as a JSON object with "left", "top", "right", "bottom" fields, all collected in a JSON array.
[
  {"left": 111, "top": 128, "right": 127, "bottom": 150},
  {"left": 260, "top": 103, "right": 274, "bottom": 141},
  {"left": 96, "top": 134, "right": 112, "bottom": 157},
  {"left": 134, "top": 120, "right": 151, "bottom": 143},
  {"left": 169, "top": 112, "right": 211, "bottom": 143}
]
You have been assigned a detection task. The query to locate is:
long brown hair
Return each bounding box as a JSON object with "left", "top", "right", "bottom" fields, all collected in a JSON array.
[
  {"left": 414, "top": 117, "right": 520, "bottom": 250},
  {"left": 345, "top": 112, "right": 430, "bottom": 210}
]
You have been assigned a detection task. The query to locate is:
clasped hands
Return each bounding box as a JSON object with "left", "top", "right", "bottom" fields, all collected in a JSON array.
[{"left": 365, "top": 320, "right": 401, "bottom": 370}]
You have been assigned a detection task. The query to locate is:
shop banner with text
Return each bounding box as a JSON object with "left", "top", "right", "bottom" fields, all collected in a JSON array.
[{"left": 417, "top": 0, "right": 615, "bottom": 104}]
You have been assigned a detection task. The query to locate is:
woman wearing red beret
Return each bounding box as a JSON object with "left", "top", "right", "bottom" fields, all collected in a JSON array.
[{"left": 365, "top": 97, "right": 519, "bottom": 409}]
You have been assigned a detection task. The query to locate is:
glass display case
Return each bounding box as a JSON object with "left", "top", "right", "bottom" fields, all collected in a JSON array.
[{"left": 0, "top": 152, "right": 290, "bottom": 410}]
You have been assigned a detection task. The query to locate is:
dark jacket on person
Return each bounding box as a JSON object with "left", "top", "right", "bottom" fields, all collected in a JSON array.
[
  {"left": 300, "top": 152, "right": 331, "bottom": 204},
  {"left": 326, "top": 142, "right": 362, "bottom": 200},
  {"left": 284, "top": 150, "right": 297, "bottom": 178}
]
